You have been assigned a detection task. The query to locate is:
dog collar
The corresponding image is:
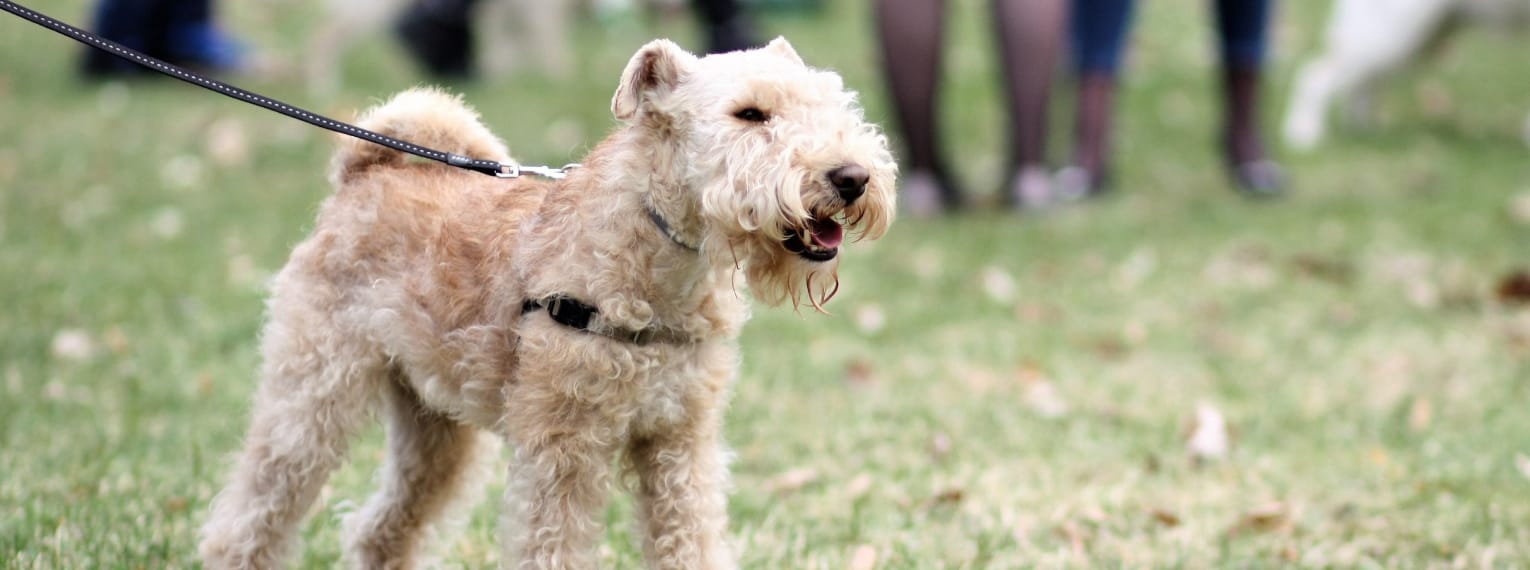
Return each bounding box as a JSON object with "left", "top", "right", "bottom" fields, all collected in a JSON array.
[
  {"left": 522, "top": 296, "right": 694, "bottom": 345},
  {"left": 646, "top": 204, "right": 699, "bottom": 252}
]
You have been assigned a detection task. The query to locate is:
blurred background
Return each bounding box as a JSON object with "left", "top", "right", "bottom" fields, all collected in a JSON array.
[{"left": 1, "top": 0, "right": 1528, "bottom": 567}]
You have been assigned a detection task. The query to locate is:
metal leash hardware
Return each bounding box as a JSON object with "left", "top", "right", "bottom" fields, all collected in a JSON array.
[
  {"left": 507, "top": 163, "right": 583, "bottom": 180},
  {"left": 0, "top": 0, "right": 573, "bottom": 180}
]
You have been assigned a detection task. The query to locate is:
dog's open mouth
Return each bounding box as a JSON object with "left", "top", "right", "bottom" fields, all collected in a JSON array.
[{"left": 782, "top": 216, "right": 843, "bottom": 262}]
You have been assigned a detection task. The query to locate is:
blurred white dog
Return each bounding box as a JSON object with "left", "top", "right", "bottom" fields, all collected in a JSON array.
[{"left": 1283, "top": 0, "right": 1530, "bottom": 150}]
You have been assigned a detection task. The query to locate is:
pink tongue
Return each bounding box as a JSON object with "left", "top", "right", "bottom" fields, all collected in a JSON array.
[{"left": 808, "top": 218, "right": 843, "bottom": 249}]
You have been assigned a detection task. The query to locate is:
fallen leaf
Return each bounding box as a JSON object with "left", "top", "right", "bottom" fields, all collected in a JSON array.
[
  {"left": 103, "top": 326, "right": 129, "bottom": 354},
  {"left": 1014, "top": 302, "right": 1057, "bottom": 324},
  {"left": 51, "top": 329, "right": 95, "bottom": 362},
  {"left": 205, "top": 117, "right": 249, "bottom": 167},
  {"left": 1185, "top": 403, "right": 1230, "bottom": 463},
  {"left": 1018, "top": 366, "right": 1068, "bottom": 418},
  {"left": 1281, "top": 545, "right": 1300, "bottom": 562},
  {"left": 1054, "top": 520, "right": 1087, "bottom": 558},
  {"left": 847, "top": 545, "right": 877, "bottom": 570},
  {"left": 1080, "top": 507, "right": 1107, "bottom": 523},
  {"left": 151, "top": 207, "right": 184, "bottom": 240},
  {"left": 957, "top": 365, "right": 998, "bottom": 393},
  {"left": 844, "top": 473, "right": 873, "bottom": 499},
  {"left": 929, "top": 432, "right": 952, "bottom": 462},
  {"left": 1081, "top": 335, "right": 1129, "bottom": 360},
  {"left": 1497, "top": 270, "right": 1530, "bottom": 304},
  {"left": 764, "top": 467, "right": 819, "bottom": 494},
  {"left": 1408, "top": 397, "right": 1432, "bottom": 432},
  {"left": 909, "top": 248, "right": 942, "bottom": 281},
  {"left": 196, "top": 373, "right": 214, "bottom": 398},
  {"left": 1407, "top": 280, "right": 1441, "bottom": 309},
  {"left": 163, "top": 496, "right": 189, "bottom": 513},
  {"left": 1368, "top": 447, "right": 1390, "bottom": 468},
  {"left": 843, "top": 358, "right": 878, "bottom": 388},
  {"left": 980, "top": 266, "right": 1016, "bottom": 304},
  {"left": 1227, "top": 502, "right": 1290, "bottom": 536},
  {"left": 1150, "top": 508, "right": 1181, "bottom": 527},
  {"left": 923, "top": 487, "right": 963, "bottom": 509},
  {"left": 1289, "top": 254, "right": 1355, "bottom": 285},
  {"left": 160, "top": 154, "right": 203, "bottom": 190},
  {"left": 1507, "top": 192, "right": 1530, "bottom": 226},
  {"left": 853, "top": 304, "right": 886, "bottom": 335},
  {"left": 1025, "top": 382, "right": 1068, "bottom": 418}
]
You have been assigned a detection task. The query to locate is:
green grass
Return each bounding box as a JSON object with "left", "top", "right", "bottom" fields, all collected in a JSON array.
[{"left": 4, "top": 0, "right": 1530, "bottom": 567}]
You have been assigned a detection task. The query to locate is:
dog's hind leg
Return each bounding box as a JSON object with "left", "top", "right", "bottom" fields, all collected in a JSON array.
[
  {"left": 200, "top": 319, "right": 384, "bottom": 569},
  {"left": 343, "top": 376, "right": 491, "bottom": 570},
  {"left": 1284, "top": 0, "right": 1455, "bottom": 149}
]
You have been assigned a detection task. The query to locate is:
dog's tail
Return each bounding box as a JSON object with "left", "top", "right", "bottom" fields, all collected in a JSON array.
[{"left": 331, "top": 87, "right": 512, "bottom": 181}]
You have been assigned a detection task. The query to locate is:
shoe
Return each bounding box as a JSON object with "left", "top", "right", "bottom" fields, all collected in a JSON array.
[
  {"left": 1228, "top": 159, "right": 1285, "bottom": 198},
  {"left": 1008, "top": 166, "right": 1054, "bottom": 211},
  {"left": 901, "top": 170, "right": 962, "bottom": 218},
  {"left": 1053, "top": 165, "right": 1110, "bottom": 202}
]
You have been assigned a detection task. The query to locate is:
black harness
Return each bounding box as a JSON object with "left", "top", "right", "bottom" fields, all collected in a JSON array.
[{"left": 521, "top": 296, "right": 693, "bottom": 346}]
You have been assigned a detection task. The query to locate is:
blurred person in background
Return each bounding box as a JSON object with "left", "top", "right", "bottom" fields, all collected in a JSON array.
[
  {"left": 875, "top": 0, "right": 1067, "bottom": 216},
  {"left": 1060, "top": 0, "right": 1285, "bottom": 198},
  {"left": 80, "top": 0, "right": 244, "bottom": 77},
  {"left": 396, "top": 0, "right": 760, "bottom": 80}
]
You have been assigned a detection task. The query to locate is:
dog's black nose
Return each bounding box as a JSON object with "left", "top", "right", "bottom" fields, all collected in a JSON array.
[{"left": 829, "top": 164, "right": 869, "bottom": 203}]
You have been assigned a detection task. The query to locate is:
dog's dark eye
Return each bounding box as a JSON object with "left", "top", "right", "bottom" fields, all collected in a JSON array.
[{"left": 733, "top": 107, "right": 768, "bottom": 123}]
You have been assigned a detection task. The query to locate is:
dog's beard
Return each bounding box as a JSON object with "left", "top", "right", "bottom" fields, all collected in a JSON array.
[{"left": 726, "top": 235, "right": 840, "bottom": 313}]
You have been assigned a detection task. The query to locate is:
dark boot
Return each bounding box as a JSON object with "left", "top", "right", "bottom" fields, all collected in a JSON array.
[
  {"left": 396, "top": 0, "right": 479, "bottom": 79},
  {"left": 1221, "top": 65, "right": 1284, "bottom": 197}
]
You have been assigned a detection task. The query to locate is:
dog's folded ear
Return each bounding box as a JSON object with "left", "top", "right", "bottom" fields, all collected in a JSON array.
[{"left": 612, "top": 39, "right": 699, "bottom": 122}]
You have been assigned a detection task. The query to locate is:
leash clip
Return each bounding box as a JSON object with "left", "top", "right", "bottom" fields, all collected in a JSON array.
[
  {"left": 495, "top": 163, "right": 521, "bottom": 178},
  {"left": 515, "top": 163, "right": 582, "bottom": 180}
]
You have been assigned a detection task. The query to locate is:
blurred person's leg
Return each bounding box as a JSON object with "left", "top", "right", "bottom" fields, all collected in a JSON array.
[
  {"left": 1062, "top": 0, "right": 1133, "bottom": 197},
  {"left": 81, "top": 0, "right": 162, "bottom": 77},
  {"left": 691, "top": 0, "right": 759, "bottom": 54},
  {"left": 993, "top": 0, "right": 1066, "bottom": 209},
  {"left": 396, "top": 0, "right": 479, "bottom": 78},
  {"left": 876, "top": 0, "right": 961, "bottom": 216},
  {"left": 1214, "top": 0, "right": 1283, "bottom": 195}
]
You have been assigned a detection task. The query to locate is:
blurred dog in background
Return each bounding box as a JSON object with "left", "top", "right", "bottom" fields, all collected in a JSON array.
[{"left": 1283, "top": 0, "right": 1529, "bottom": 150}]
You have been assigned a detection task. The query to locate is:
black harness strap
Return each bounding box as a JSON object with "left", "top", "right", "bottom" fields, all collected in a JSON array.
[
  {"left": 0, "top": 0, "right": 515, "bottom": 178},
  {"left": 522, "top": 296, "right": 692, "bottom": 345}
]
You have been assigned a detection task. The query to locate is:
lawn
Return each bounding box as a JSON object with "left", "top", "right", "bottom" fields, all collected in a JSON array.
[{"left": 3, "top": 0, "right": 1529, "bottom": 567}]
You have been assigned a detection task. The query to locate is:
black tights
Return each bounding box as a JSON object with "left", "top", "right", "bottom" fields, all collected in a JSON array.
[{"left": 875, "top": 0, "right": 1066, "bottom": 196}]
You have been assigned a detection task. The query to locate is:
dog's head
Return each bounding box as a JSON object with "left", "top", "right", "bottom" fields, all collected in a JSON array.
[{"left": 612, "top": 37, "right": 896, "bottom": 311}]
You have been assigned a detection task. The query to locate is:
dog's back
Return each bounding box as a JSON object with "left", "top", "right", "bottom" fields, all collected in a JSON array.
[{"left": 282, "top": 89, "right": 544, "bottom": 420}]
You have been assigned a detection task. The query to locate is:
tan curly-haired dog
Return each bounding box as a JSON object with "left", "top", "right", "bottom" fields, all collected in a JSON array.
[{"left": 199, "top": 37, "right": 895, "bottom": 569}]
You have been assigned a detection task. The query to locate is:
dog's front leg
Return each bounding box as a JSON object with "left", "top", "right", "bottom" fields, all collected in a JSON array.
[
  {"left": 627, "top": 424, "right": 736, "bottom": 570},
  {"left": 500, "top": 422, "right": 618, "bottom": 569}
]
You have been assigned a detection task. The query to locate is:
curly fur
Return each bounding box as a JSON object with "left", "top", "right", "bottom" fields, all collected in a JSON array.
[{"left": 200, "top": 37, "right": 895, "bottom": 569}]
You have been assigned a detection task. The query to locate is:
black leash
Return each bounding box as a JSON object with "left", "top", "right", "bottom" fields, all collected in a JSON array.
[{"left": 0, "top": 0, "right": 569, "bottom": 179}]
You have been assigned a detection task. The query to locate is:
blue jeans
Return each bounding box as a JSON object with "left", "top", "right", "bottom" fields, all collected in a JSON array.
[
  {"left": 1071, "top": 0, "right": 1272, "bottom": 74},
  {"left": 82, "top": 0, "right": 241, "bottom": 75}
]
